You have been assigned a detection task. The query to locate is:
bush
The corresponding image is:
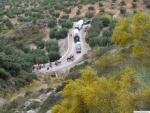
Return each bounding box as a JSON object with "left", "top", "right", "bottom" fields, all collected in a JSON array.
[
  {"left": 102, "top": 30, "right": 112, "bottom": 37},
  {"left": 132, "top": 2, "right": 137, "bottom": 8},
  {"left": 49, "top": 27, "right": 58, "bottom": 39},
  {"left": 48, "top": 18, "right": 57, "bottom": 28},
  {"left": 98, "top": 36, "right": 111, "bottom": 46},
  {"left": 99, "top": 2, "right": 103, "bottom": 7},
  {"left": 16, "top": 42, "right": 30, "bottom": 53},
  {"left": 120, "top": 0, "right": 126, "bottom": 6},
  {"left": 112, "top": 0, "right": 116, "bottom": 3},
  {"left": 48, "top": 51, "right": 60, "bottom": 62},
  {"left": 61, "top": 20, "right": 72, "bottom": 28},
  {"left": 144, "top": 0, "right": 150, "bottom": 9},
  {"left": 52, "top": 11, "right": 60, "bottom": 18},
  {"left": 31, "top": 49, "right": 49, "bottom": 64},
  {"left": 70, "top": 16, "right": 83, "bottom": 22},
  {"left": 4, "top": 19, "right": 13, "bottom": 29},
  {"left": 45, "top": 41, "right": 60, "bottom": 62},
  {"left": 0, "top": 68, "right": 10, "bottom": 80},
  {"left": 61, "top": 15, "right": 69, "bottom": 20},
  {"left": 58, "top": 28, "right": 68, "bottom": 39},
  {"left": 88, "top": 36, "right": 111, "bottom": 47},
  {"left": 99, "top": 56, "right": 110, "bottom": 70},
  {"left": 38, "top": 92, "right": 62, "bottom": 113},
  {"left": 85, "top": 11, "right": 94, "bottom": 18},
  {"left": 0, "top": 25, "right": 2, "bottom": 33},
  {"left": 133, "top": 0, "right": 138, "bottom": 2},
  {"left": 88, "top": 6, "right": 94, "bottom": 10},
  {"left": 63, "top": 7, "right": 71, "bottom": 14},
  {"left": 32, "top": 37, "right": 45, "bottom": 49},
  {"left": 46, "top": 41, "right": 59, "bottom": 52},
  {"left": 26, "top": 101, "right": 40, "bottom": 110},
  {"left": 120, "top": 7, "right": 126, "bottom": 14},
  {"left": 49, "top": 27, "right": 68, "bottom": 40},
  {"left": 100, "top": 16, "right": 110, "bottom": 27},
  {"left": 76, "top": 9, "right": 80, "bottom": 15}
]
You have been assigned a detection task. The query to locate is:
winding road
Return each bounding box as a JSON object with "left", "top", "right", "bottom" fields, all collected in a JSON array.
[{"left": 33, "top": 22, "right": 90, "bottom": 74}]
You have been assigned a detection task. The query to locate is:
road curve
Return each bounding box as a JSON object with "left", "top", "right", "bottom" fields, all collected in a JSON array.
[{"left": 33, "top": 23, "right": 90, "bottom": 74}]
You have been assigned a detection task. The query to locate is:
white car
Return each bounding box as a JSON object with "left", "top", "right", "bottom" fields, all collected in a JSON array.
[
  {"left": 75, "top": 42, "right": 82, "bottom": 53},
  {"left": 74, "top": 20, "right": 84, "bottom": 30}
]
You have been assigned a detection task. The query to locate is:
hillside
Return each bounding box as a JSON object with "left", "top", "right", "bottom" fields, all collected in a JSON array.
[{"left": 0, "top": 0, "right": 150, "bottom": 113}]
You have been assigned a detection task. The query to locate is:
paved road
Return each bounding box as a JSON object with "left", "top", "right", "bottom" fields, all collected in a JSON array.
[{"left": 33, "top": 23, "right": 90, "bottom": 74}]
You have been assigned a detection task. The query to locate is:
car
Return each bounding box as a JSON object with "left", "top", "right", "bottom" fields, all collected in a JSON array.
[
  {"left": 75, "top": 42, "right": 81, "bottom": 53},
  {"left": 74, "top": 35, "right": 80, "bottom": 43},
  {"left": 83, "top": 20, "right": 91, "bottom": 25},
  {"left": 73, "top": 29, "right": 80, "bottom": 37},
  {"left": 74, "top": 20, "right": 84, "bottom": 30}
]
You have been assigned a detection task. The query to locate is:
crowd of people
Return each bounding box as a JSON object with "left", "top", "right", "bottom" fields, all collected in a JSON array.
[{"left": 32, "top": 54, "right": 75, "bottom": 72}]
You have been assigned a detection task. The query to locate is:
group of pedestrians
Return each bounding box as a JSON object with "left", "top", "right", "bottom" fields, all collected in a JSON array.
[
  {"left": 67, "top": 54, "right": 75, "bottom": 62},
  {"left": 32, "top": 60, "right": 61, "bottom": 72},
  {"left": 33, "top": 54, "right": 75, "bottom": 72}
]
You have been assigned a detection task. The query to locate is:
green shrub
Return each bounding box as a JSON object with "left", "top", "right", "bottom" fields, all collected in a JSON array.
[
  {"left": 133, "top": 0, "right": 138, "bottom": 2},
  {"left": 46, "top": 41, "right": 59, "bottom": 52},
  {"left": 0, "top": 25, "right": 2, "bottom": 33},
  {"left": 52, "top": 11, "right": 60, "bottom": 18},
  {"left": 120, "top": 7, "right": 126, "bottom": 14},
  {"left": 57, "top": 28, "right": 68, "bottom": 39},
  {"left": 85, "top": 11, "right": 94, "bottom": 18},
  {"left": 61, "top": 15, "right": 69, "bottom": 20},
  {"left": 4, "top": 19, "right": 13, "bottom": 29},
  {"left": 61, "top": 20, "right": 73, "bottom": 28},
  {"left": 99, "top": 1, "right": 103, "bottom": 7},
  {"left": 0, "top": 68, "right": 10, "bottom": 80},
  {"left": 16, "top": 42, "right": 30, "bottom": 53},
  {"left": 32, "top": 37, "right": 45, "bottom": 49},
  {"left": 63, "top": 7, "right": 71, "bottom": 14},
  {"left": 45, "top": 41, "right": 60, "bottom": 61},
  {"left": 31, "top": 49, "right": 48, "bottom": 64},
  {"left": 76, "top": 9, "right": 81, "bottom": 15},
  {"left": 26, "top": 101, "right": 41, "bottom": 110},
  {"left": 144, "top": 0, "right": 150, "bottom": 9},
  {"left": 70, "top": 16, "right": 83, "bottom": 22},
  {"left": 88, "top": 6, "right": 94, "bottom": 10},
  {"left": 102, "top": 29, "right": 112, "bottom": 37},
  {"left": 132, "top": 2, "right": 137, "bottom": 8},
  {"left": 100, "top": 16, "right": 110, "bottom": 27},
  {"left": 49, "top": 27, "right": 68, "bottom": 40},
  {"left": 98, "top": 36, "right": 111, "bottom": 46},
  {"left": 48, "top": 18, "right": 57, "bottom": 28},
  {"left": 48, "top": 51, "right": 60, "bottom": 62},
  {"left": 38, "top": 92, "right": 62, "bottom": 113},
  {"left": 112, "top": 0, "right": 116, "bottom": 3},
  {"left": 49, "top": 27, "right": 58, "bottom": 39},
  {"left": 120, "top": 0, "right": 126, "bottom": 6}
]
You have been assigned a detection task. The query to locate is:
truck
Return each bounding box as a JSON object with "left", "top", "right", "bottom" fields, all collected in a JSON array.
[{"left": 75, "top": 42, "right": 81, "bottom": 53}]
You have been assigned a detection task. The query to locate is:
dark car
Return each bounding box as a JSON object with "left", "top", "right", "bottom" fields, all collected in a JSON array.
[
  {"left": 83, "top": 20, "right": 91, "bottom": 25},
  {"left": 74, "top": 35, "right": 80, "bottom": 43}
]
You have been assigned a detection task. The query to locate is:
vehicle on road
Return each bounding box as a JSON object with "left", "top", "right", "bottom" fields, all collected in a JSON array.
[
  {"left": 75, "top": 42, "right": 81, "bottom": 53},
  {"left": 74, "top": 20, "right": 84, "bottom": 30},
  {"left": 74, "top": 35, "right": 80, "bottom": 43},
  {"left": 73, "top": 29, "right": 80, "bottom": 37},
  {"left": 83, "top": 20, "right": 91, "bottom": 25}
]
